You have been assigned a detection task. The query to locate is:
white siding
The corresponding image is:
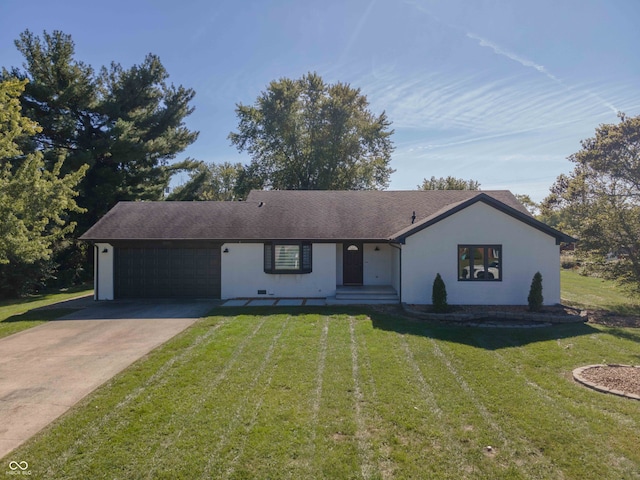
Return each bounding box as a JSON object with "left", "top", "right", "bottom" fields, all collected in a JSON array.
[
  {"left": 363, "top": 244, "right": 393, "bottom": 285},
  {"left": 401, "top": 202, "right": 561, "bottom": 305},
  {"left": 221, "top": 243, "right": 336, "bottom": 299},
  {"left": 95, "top": 243, "right": 114, "bottom": 300}
]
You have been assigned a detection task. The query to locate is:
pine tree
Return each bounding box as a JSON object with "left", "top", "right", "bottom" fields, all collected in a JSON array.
[
  {"left": 7, "top": 29, "right": 199, "bottom": 232},
  {"left": 432, "top": 273, "right": 448, "bottom": 313},
  {"left": 527, "top": 272, "right": 544, "bottom": 312}
]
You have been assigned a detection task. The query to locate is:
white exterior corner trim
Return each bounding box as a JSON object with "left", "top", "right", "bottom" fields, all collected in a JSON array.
[{"left": 94, "top": 243, "right": 114, "bottom": 300}]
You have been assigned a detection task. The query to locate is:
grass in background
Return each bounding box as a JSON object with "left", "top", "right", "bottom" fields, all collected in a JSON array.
[
  {"left": 8, "top": 307, "right": 640, "bottom": 479},
  {"left": 0, "top": 285, "right": 93, "bottom": 338},
  {"left": 561, "top": 269, "right": 640, "bottom": 315}
]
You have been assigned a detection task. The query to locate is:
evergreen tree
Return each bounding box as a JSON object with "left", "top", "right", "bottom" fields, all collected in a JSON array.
[
  {"left": 432, "top": 273, "right": 448, "bottom": 313},
  {"left": 527, "top": 272, "right": 543, "bottom": 312},
  {"left": 6, "top": 29, "right": 199, "bottom": 232}
]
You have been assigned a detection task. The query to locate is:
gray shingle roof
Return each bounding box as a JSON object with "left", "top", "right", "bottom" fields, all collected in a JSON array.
[{"left": 80, "top": 189, "right": 572, "bottom": 243}]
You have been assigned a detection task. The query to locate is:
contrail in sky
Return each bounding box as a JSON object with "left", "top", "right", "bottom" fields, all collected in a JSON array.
[{"left": 466, "top": 32, "right": 618, "bottom": 113}]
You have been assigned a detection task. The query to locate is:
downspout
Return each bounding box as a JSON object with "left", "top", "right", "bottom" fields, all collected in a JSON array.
[{"left": 390, "top": 242, "right": 402, "bottom": 304}]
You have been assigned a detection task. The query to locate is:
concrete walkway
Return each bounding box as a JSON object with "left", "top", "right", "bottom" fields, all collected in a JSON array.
[
  {"left": 222, "top": 298, "right": 327, "bottom": 307},
  {"left": 0, "top": 299, "right": 216, "bottom": 459}
]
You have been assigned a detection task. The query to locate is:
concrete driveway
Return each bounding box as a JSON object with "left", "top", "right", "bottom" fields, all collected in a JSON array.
[{"left": 0, "top": 299, "right": 218, "bottom": 459}]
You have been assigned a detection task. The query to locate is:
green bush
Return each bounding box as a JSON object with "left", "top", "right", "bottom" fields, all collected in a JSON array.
[
  {"left": 560, "top": 254, "right": 577, "bottom": 270},
  {"left": 527, "top": 272, "right": 544, "bottom": 312},
  {"left": 432, "top": 273, "right": 448, "bottom": 313}
]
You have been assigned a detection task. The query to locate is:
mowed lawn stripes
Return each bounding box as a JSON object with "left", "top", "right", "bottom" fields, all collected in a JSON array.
[{"left": 10, "top": 311, "right": 640, "bottom": 480}]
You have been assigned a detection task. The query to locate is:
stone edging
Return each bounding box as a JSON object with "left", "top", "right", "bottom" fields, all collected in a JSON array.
[
  {"left": 402, "top": 304, "right": 582, "bottom": 327},
  {"left": 573, "top": 364, "right": 640, "bottom": 401}
]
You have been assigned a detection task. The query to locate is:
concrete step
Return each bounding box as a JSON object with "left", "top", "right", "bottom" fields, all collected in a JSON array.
[
  {"left": 335, "top": 293, "right": 399, "bottom": 300},
  {"left": 332, "top": 285, "right": 399, "bottom": 304},
  {"left": 326, "top": 297, "right": 399, "bottom": 305}
]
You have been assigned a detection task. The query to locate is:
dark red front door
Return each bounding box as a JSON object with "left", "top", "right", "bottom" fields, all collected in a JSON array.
[{"left": 343, "top": 243, "right": 363, "bottom": 285}]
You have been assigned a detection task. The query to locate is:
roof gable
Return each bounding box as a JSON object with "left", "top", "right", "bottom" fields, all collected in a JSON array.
[{"left": 392, "top": 193, "right": 576, "bottom": 244}]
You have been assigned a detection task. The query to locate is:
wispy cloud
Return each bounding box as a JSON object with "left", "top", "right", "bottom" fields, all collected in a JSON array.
[
  {"left": 352, "top": 68, "right": 640, "bottom": 199},
  {"left": 359, "top": 70, "right": 618, "bottom": 134}
]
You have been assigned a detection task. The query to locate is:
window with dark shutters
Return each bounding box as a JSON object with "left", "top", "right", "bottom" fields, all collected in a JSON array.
[{"left": 263, "top": 242, "right": 312, "bottom": 274}]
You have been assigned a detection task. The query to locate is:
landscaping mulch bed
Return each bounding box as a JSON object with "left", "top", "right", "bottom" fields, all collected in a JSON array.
[
  {"left": 574, "top": 365, "right": 640, "bottom": 400},
  {"left": 402, "top": 304, "right": 640, "bottom": 328},
  {"left": 401, "top": 304, "right": 584, "bottom": 325},
  {"left": 580, "top": 310, "right": 640, "bottom": 328}
]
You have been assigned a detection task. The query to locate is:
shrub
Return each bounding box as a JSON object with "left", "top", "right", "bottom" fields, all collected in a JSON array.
[
  {"left": 527, "top": 272, "right": 544, "bottom": 312},
  {"left": 560, "top": 254, "right": 577, "bottom": 270},
  {"left": 432, "top": 273, "right": 448, "bottom": 313}
]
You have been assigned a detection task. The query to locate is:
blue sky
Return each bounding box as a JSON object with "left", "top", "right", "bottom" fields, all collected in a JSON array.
[{"left": 2, "top": 0, "right": 639, "bottom": 201}]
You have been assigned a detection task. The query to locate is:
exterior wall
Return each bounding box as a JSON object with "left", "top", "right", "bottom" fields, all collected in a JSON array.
[
  {"left": 337, "top": 243, "right": 396, "bottom": 287},
  {"left": 221, "top": 243, "right": 337, "bottom": 299},
  {"left": 95, "top": 243, "right": 114, "bottom": 300},
  {"left": 363, "top": 244, "right": 393, "bottom": 285},
  {"left": 401, "top": 202, "right": 561, "bottom": 305}
]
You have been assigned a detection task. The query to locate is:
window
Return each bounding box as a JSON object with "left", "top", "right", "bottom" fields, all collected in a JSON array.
[
  {"left": 458, "top": 245, "right": 501, "bottom": 281},
  {"left": 264, "top": 242, "right": 312, "bottom": 274}
]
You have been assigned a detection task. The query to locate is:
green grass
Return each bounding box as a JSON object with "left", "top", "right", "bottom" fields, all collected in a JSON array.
[
  {"left": 561, "top": 268, "right": 640, "bottom": 315},
  {"left": 8, "top": 306, "right": 640, "bottom": 479},
  {"left": 0, "top": 285, "right": 93, "bottom": 338}
]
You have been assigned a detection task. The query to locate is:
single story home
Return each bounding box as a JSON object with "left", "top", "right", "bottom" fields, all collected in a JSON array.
[{"left": 80, "top": 189, "right": 575, "bottom": 305}]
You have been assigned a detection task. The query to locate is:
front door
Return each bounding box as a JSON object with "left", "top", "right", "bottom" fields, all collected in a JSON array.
[{"left": 343, "top": 243, "right": 363, "bottom": 285}]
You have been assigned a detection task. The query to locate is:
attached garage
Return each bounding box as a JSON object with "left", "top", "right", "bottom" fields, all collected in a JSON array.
[{"left": 113, "top": 243, "right": 221, "bottom": 299}]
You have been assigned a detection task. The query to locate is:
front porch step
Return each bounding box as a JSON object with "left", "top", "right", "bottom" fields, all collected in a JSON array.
[{"left": 327, "top": 285, "right": 399, "bottom": 305}]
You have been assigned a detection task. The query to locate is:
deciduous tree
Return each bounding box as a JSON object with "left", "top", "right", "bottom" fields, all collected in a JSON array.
[
  {"left": 542, "top": 113, "right": 640, "bottom": 291},
  {"left": 229, "top": 72, "right": 394, "bottom": 193},
  {"left": 418, "top": 176, "right": 480, "bottom": 191},
  {"left": 0, "top": 78, "right": 86, "bottom": 296},
  {"left": 168, "top": 161, "right": 244, "bottom": 201}
]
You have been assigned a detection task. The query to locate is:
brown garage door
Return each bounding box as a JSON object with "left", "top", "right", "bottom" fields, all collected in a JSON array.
[{"left": 114, "top": 245, "right": 221, "bottom": 299}]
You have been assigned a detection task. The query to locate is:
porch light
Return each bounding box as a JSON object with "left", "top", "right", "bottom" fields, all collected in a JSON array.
[
  {"left": 101, "top": 248, "right": 109, "bottom": 253},
  {"left": 223, "top": 247, "right": 229, "bottom": 253}
]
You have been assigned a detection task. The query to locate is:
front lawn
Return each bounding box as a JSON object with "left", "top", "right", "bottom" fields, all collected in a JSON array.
[
  {"left": 0, "top": 285, "right": 93, "bottom": 339},
  {"left": 8, "top": 307, "right": 640, "bottom": 479}
]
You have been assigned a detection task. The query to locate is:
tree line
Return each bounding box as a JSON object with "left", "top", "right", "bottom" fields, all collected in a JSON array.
[{"left": 1, "top": 29, "right": 639, "bottom": 296}]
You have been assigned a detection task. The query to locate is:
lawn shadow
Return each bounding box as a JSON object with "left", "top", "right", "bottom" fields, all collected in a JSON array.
[
  {"left": 1, "top": 308, "right": 79, "bottom": 323},
  {"left": 367, "top": 309, "right": 602, "bottom": 350},
  {"left": 207, "top": 304, "right": 601, "bottom": 350},
  {"left": 596, "top": 326, "right": 640, "bottom": 346}
]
